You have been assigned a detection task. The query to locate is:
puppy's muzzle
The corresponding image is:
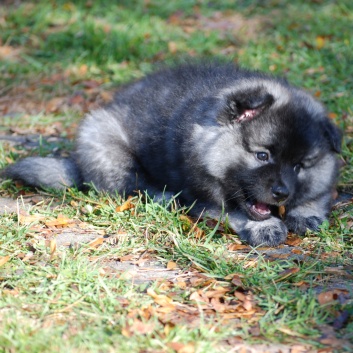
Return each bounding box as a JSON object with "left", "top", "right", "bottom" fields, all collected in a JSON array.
[{"left": 271, "top": 184, "right": 289, "bottom": 203}]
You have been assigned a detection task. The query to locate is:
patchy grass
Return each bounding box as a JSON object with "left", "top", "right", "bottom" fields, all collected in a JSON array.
[{"left": 0, "top": 1, "right": 353, "bottom": 352}]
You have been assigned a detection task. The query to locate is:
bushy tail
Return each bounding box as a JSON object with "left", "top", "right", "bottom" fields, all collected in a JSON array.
[{"left": 1, "top": 157, "right": 82, "bottom": 190}]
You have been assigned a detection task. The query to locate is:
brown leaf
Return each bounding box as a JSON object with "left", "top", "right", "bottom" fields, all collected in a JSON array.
[
  {"left": 278, "top": 205, "right": 286, "bottom": 219},
  {"left": 168, "top": 41, "right": 178, "bottom": 54},
  {"left": 167, "top": 261, "right": 178, "bottom": 270},
  {"left": 0, "top": 255, "right": 10, "bottom": 267},
  {"left": 87, "top": 237, "right": 105, "bottom": 248},
  {"left": 168, "top": 342, "right": 195, "bottom": 353},
  {"left": 100, "top": 91, "right": 114, "bottom": 103},
  {"left": 147, "top": 288, "right": 176, "bottom": 307},
  {"left": 19, "top": 212, "right": 45, "bottom": 225},
  {"left": 275, "top": 267, "right": 300, "bottom": 282},
  {"left": 49, "top": 239, "right": 57, "bottom": 260},
  {"left": 45, "top": 214, "right": 72, "bottom": 227},
  {"left": 230, "top": 275, "right": 243, "bottom": 287},
  {"left": 128, "top": 319, "right": 155, "bottom": 335},
  {"left": 46, "top": 97, "right": 65, "bottom": 113},
  {"left": 285, "top": 234, "right": 303, "bottom": 246},
  {"left": 116, "top": 197, "right": 135, "bottom": 212},
  {"left": 189, "top": 291, "right": 209, "bottom": 305},
  {"left": 228, "top": 244, "right": 250, "bottom": 251},
  {"left": 317, "top": 289, "right": 349, "bottom": 305},
  {"left": 290, "top": 344, "right": 311, "bottom": 353},
  {"left": 118, "top": 254, "right": 135, "bottom": 262}
]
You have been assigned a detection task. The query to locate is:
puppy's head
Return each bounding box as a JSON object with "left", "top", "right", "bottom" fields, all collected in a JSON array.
[{"left": 218, "top": 80, "right": 342, "bottom": 221}]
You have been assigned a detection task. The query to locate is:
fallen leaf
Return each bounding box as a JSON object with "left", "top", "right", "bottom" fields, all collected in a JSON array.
[
  {"left": 168, "top": 342, "right": 195, "bottom": 353},
  {"left": 275, "top": 267, "right": 300, "bottom": 282},
  {"left": 147, "top": 288, "right": 176, "bottom": 307},
  {"left": 19, "top": 213, "right": 45, "bottom": 225},
  {"left": 316, "top": 36, "right": 325, "bottom": 49},
  {"left": 290, "top": 344, "right": 311, "bottom": 353},
  {"left": 49, "top": 239, "right": 57, "bottom": 260},
  {"left": 317, "top": 289, "right": 349, "bottom": 305},
  {"left": 87, "top": 237, "right": 105, "bottom": 248},
  {"left": 168, "top": 41, "right": 178, "bottom": 54},
  {"left": 230, "top": 274, "right": 243, "bottom": 287},
  {"left": 0, "top": 255, "right": 10, "bottom": 267},
  {"left": 228, "top": 244, "right": 250, "bottom": 251},
  {"left": 285, "top": 235, "right": 303, "bottom": 246},
  {"left": 167, "top": 261, "right": 178, "bottom": 270},
  {"left": 118, "top": 254, "right": 135, "bottom": 262},
  {"left": 45, "top": 214, "right": 72, "bottom": 227},
  {"left": 128, "top": 319, "right": 155, "bottom": 335},
  {"left": 46, "top": 97, "right": 65, "bottom": 113},
  {"left": 116, "top": 197, "right": 135, "bottom": 212}
]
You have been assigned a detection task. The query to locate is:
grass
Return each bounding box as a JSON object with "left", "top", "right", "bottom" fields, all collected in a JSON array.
[{"left": 0, "top": 0, "right": 353, "bottom": 352}]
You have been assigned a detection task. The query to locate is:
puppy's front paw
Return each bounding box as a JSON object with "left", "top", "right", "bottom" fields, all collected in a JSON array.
[
  {"left": 239, "top": 218, "right": 288, "bottom": 247},
  {"left": 285, "top": 215, "right": 324, "bottom": 235}
]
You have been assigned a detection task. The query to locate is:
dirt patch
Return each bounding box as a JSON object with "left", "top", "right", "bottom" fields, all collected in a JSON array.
[{"left": 168, "top": 10, "right": 272, "bottom": 41}]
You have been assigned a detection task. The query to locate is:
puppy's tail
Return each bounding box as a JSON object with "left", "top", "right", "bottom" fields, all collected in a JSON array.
[{"left": 1, "top": 157, "right": 83, "bottom": 190}]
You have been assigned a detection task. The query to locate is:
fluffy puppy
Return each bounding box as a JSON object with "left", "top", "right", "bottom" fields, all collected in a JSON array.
[{"left": 2, "top": 63, "right": 342, "bottom": 246}]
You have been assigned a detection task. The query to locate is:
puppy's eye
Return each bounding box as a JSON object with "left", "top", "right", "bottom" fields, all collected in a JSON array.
[
  {"left": 294, "top": 164, "right": 302, "bottom": 174},
  {"left": 256, "top": 152, "right": 269, "bottom": 161}
]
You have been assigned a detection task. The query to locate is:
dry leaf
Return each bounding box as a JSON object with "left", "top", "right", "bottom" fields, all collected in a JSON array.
[
  {"left": 278, "top": 205, "right": 286, "bottom": 219},
  {"left": 167, "top": 261, "right": 178, "bottom": 270},
  {"left": 116, "top": 197, "right": 134, "bottom": 212},
  {"left": 230, "top": 275, "right": 243, "bottom": 287},
  {"left": 147, "top": 288, "right": 176, "bottom": 307},
  {"left": 87, "top": 237, "right": 105, "bottom": 248},
  {"left": 285, "top": 234, "right": 303, "bottom": 246},
  {"left": 46, "top": 97, "right": 65, "bottom": 113},
  {"left": 0, "top": 255, "right": 10, "bottom": 267},
  {"left": 19, "top": 213, "right": 45, "bottom": 225},
  {"left": 275, "top": 267, "right": 300, "bottom": 282},
  {"left": 168, "top": 342, "right": 195, "bottom": 353},
  {"left": 290, "top": 344, "right": 311, "bottom": 353},
  {"left": 228, "top": 244, "right": 250, "bottom": 251},
  {"left": 168, "top": 41, "right": 178, "bottom": 54},
  {"left": 316, "top": 36, "right": 325, "bottom": 49},
  {"left": 317, "top": 289, "right": 349, "bottom": 305},
  {"left": 49, "top": 239, "right": 57, "bottom": 260},
  {"left": 45, "top": 214, "right": 72, "bottom": 227}
]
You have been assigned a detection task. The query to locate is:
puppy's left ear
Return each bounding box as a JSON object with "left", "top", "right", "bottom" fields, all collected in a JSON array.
[
  {"left": 219, "top": 89, "right": 274, "bottom": 124},
  {"left": 322, "top": 119, "right": 342, "bottom": 153}
]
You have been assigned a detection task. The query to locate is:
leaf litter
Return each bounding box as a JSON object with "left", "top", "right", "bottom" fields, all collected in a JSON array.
[
  {"left": 1, "top": 191, "right": 353, "bottom": 351},
  {"left": 0, "top": 8, "right": 353, "bottom": 349}
]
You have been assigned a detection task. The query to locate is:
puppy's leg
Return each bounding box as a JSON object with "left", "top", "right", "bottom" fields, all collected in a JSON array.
[
  {"left": 228, "top": 212, "right": 288, "bottom": 247},
  {"left": 285, "top": 194, "right": 332, "bottom": 234},
  {"left": 190, "top": 204, "right": 287, "bottom": 247}
]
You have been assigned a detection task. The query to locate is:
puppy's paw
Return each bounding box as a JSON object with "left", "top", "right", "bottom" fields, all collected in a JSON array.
[
  {"left": 239, "top": 218, "right": 288, "bottom": 247},
  {"left": 285, "top": 215, "right": 324, "bottom": 235}
]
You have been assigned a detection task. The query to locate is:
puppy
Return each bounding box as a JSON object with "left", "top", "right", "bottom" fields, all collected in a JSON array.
[{"left": 2, "top": 63, "right": 342, "bottom": 246}]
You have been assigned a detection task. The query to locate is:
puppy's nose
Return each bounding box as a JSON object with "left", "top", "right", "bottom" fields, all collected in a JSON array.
[{"left": 271, "top": 184, "right": 289, "bottom": 202}]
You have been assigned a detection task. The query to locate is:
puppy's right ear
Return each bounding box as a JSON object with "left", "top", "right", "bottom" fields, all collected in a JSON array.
[{"left": 218, "top": 89, "right": 274, "bottom": 124}]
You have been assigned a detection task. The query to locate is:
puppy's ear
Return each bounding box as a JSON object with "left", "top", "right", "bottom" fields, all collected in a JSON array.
[
  {"left": 322, "top": 119, "right": 342, "bottom": 153},
  {"left": 219, "top": 89, "right": 274, "bottom": 124}
]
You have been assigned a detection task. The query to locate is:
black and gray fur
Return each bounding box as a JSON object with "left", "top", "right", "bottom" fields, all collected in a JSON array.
[{"left": 2, "top": 63, "right": 342, "bottom": 246}]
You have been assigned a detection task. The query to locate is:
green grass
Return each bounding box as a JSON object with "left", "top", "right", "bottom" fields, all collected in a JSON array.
[{"left": 1, "top": 1, "right": 353, "bottom": 352}]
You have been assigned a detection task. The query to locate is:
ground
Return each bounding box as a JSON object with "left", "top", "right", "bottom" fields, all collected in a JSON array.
[{"left": 0, "top": 1, "right": 353, "bottom": 352}]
